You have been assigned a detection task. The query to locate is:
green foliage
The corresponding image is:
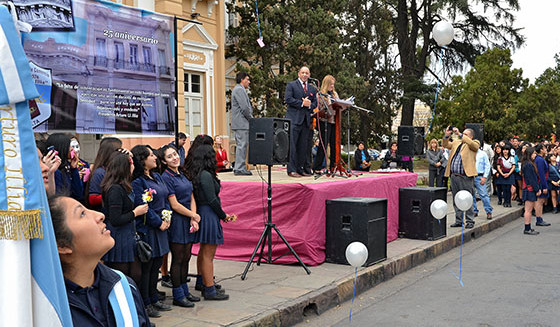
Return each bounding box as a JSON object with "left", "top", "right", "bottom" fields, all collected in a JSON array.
[{"left": 433, "top": 48, "right": 560, "bottom": 143}]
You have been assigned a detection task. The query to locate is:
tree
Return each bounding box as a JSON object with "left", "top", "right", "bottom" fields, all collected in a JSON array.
[
  {"left": 392, "top": 0, "right": 524, "bottom": 126},
  {"left": 434, "top": 48, "right": 527, "bottom": 142}
]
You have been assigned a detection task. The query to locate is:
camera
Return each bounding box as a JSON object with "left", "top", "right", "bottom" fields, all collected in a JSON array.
[{"left": 447, "top": 125, "right": 454, "bottom": 131}]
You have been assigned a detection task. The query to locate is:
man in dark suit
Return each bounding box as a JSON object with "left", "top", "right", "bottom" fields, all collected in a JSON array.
[{"left": 285, "top": 66, "right": 317, "bottom": 177}]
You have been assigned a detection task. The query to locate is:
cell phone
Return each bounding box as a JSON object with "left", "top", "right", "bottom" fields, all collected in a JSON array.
[
  {"left": 47, "top": 145, "right": 55, "bottom": 153},
  {"left": 447, "top": 125, "right": 454, "bottom": 131}
]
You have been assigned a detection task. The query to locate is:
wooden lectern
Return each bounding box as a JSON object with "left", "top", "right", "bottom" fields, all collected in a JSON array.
[{"left": 328, "top": 98, "right": 354, "bottom": 177}]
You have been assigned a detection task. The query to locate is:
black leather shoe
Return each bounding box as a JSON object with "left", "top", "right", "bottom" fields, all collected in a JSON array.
[
  {"left": 498, "top": 200, "right": 502, "bottom": 205},
  {"left": 152, "top": 301, "right": 172, "bottom": 311},
  {"left": 204, "top": 292, "right": 229, "bottom": 301},
  {"left": 536, "top": 221, "right": 551, "bottom": 226},
  {"left": 195, "top": 283, "right": 222, "bottom": 292},
  {"left": 465, "top": 222, "right": 475, "bottom": 229},
  {"left": 145, "top": 305, "right": 161, "bottom": 318},
  {"left": 450, "top": 222, "right": 463, "bottom": 228},
  {"left": 173, "top": 297, "right": 195, "bottom": 308},
  {"left": 234, "top": 170, "right": 252, "bottom": 176},
  {"left": 186, "top": 293, "right": 201, "bottom": 302},
  {"left": 524, "top": 229, "right": 540, "bottom": 235}
]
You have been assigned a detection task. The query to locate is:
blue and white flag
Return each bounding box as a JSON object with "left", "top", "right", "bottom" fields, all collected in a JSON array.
[{"left": 0, "top": 5, "right": 73, "bottom": 326}]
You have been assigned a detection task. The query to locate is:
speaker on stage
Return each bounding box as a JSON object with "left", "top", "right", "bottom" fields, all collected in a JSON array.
[
  {"left": 413, "top": 126, "right": 425, "bottom": 155},
  {"left": 399, "top": 187, "right": 447, "bottom": 240},
  {"left": 397, "top": 126, "right": 414, "bottom": 156},
  {"left": 248, "top": 118, "right": 290, "bottom": 165},
  {"left": 325, "top": 197, "right": 387, "bottom": 266},
  {"left": 465, "top": 123, "right": 484, "bottom": 146}
]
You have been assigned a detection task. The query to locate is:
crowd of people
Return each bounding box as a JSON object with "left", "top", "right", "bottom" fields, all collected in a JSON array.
[
  {"left": 36, "top": 132, "right": 237, "bottom": 326},
  {"left": 427, "top": 128, "right": 558, "bottom": 235}
]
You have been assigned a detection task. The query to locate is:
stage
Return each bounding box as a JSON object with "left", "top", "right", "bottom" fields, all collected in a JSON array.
[{"left": 194, "top": 167, "right": 417, "bottom": 266}]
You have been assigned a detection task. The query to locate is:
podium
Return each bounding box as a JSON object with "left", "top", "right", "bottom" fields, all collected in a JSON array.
[{"left": 328, "top": 98, "right": 354, "bottom": 177}]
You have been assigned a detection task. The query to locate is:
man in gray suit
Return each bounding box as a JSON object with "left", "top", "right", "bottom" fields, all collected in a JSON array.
[{"left": 231, "top": 72, "right": 253, "bottom": 175}]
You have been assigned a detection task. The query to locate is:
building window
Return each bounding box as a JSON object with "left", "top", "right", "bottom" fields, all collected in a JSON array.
[
  {"left": 142, "top": 46, "right": 154, "bottom": 72},
  {"left": 94, "top": 38, "right": 107, "bottom": 67},
  {"left": 114, "top": 42, "right": 124, "bottom": 69},
  {"left": 129, "top": 44, "right": 138, "bottom": 69},
  {"left": 184, "top": 72, "right": 203, "bottom": 136},
  {"left": 158, "top": 49, "right": 169, "bottom": 75}
]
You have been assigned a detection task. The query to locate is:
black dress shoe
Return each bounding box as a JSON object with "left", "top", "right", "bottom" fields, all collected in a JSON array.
[
  {"left": 301, "top": 172, "right": 312, "bottom": 177},
  {"left": 234, "top": 170, "right": 253, "bottom": 176},
  {"left": 450, "top": 222, "right": 463, "bottom": 228},
  {"left": 524, "top": 229, "right": 540, "bottom": 235},
  {"left": 195, "top": 283, "right": 222, "bottom": 292},
  {"left": 204, "top": 292, "right": 229, "bottom": 301},
  {"left": 186, "top": 293, "right": 200, "bottom": 302},
  {"left": 145, "top": 305, "right": 161, "bottom": 318},
  {"left": 536, "top": 221, "right": 551, "bottom": 226},
  {"left": 152, "top": 301, "right": 172, "bottom": 311},
  {"left": 173, "top": 297, "right": 195, "bottom": 308},
  {"left": 465, "top": 222, "right": 475, "bottom": 229}
]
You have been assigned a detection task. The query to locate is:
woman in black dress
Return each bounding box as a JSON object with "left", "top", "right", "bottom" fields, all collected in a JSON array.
[
  {"left": 101, "top": 152, "right": 148, "bottom": 284},
  {"left": 185, "top": 138, "right": 234, "bottom": 300}
]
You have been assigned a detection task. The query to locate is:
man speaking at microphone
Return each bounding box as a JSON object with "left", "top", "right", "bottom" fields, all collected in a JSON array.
[{"left": 285, "top": 66, "right": 317, "bottom": 177}]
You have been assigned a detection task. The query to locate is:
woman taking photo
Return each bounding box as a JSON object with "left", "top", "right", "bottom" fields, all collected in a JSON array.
[
  {"left": 426, "top": 138, "right": 444, "bottom": 187},
  {"left": 88, "top": 137, "right": 123, "bottom": 211},
  {"left": 185, "top": 137, "right": 233, "bottom": 300},
  {"left": 131, "top": 145, "right": 172, "bottom": 317},
  {"left": 101, "top": 152, "right": 148, "bottom": 284},
  {"left": 49, "top": 195, "right": 150, "bottom": 325},
  {"left": 160, "top": 145, "right": 201, "bottom": 307},
  {"left": 496, "top": 145, "right": 516, "bottom": 207},
  {"left": 46, "top": 133, "right": 84, "bottom": 202},
  {"left": 521, "top": 147, "right": 541, "bottom": 235}
]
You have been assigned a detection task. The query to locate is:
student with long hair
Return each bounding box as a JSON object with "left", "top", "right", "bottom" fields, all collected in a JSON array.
[
  {"left": 48, "top": 195, "right": 150, "bottom": 326},
  {"left": 131, "top": 145, "right": 172, "bottom": 317},
  {"left": 46, "top": 133, "right": 84, "bottom": 202},
  {"left": 534, "top": 143, "right": 551, "bottom": 226},
  {"left": 185, "top": 136, "right": 233, "bottom": 300},
  {"left": 313, "top": 74, "right": 338, "bottom": 173},
  {"left": 546, "top": 154, "right": 560, "bottom": 213},
  {"left": 159, "top": 145, "right": 201, "bottom": 307},
  {"left": 496, "top": 144, "right": 515, "bottom": 207},
  {"left": 88, "top": 137, "right": 123, "bottom": 211},
  {"left": 426, "top": 138, "right": 444, "bottom": 187},
  {"left": 492, "top": 143, "right": 502, "bottom": 197},
  {"left": 101, "top": 152, "right": 148, "bottom": 284},
  {"left": 521, "top": 147, "right": 541, "bottom": 235}
]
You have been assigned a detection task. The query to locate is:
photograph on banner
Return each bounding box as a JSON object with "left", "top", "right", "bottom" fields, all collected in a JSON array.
[
  {"left": 12, "top": 0, "right": 76, "bottom": 31},
  {"left": 21, "top": 0, "right": 176, "bottom": 135}
]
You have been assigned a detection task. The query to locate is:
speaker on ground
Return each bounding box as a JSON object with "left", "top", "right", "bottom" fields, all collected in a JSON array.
[
  {"left": 325, "top": 197, "right": 387, "bottom": 266},
  {"left": 398, "top": 187, "right": 447, "bottom": 240},
  {"left": 248, "top": 118, "right": 290, "bottom": 165}
]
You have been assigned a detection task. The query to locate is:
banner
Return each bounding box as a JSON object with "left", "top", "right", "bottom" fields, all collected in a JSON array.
[{"left": 18, "top": 0, "right": 176, "bottom": 135}]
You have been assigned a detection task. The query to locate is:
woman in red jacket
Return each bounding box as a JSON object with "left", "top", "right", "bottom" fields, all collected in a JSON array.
[{"left": 214, "top": 135, "right": 232, "bottom": 172}]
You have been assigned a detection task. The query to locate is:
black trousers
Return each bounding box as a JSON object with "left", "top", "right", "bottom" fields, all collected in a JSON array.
[
  {"left": 288, "top": 122, "right": 310, "bottom": 174},
  {"left": 313, "top": 121, "right": 336, "bottom": 171}
]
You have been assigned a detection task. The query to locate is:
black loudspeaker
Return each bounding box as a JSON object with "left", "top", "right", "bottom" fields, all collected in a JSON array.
[
  {"left": 248, "top": 118, "right": 290, "bottom": 165},
  {"left": 413, "top": 126, "right": 425, "bottom": 155},
  {"left": 398, "top": 187, "right": 447, "bottom": 240},
  {"left": 465, "top": 123, "right": 484, "bottom": 146},
  {"left": 397, "top": 126, "right": 414, "bottom": 156},
  {"left": 325, "top": 197, "right": 387, "bottom": 266}
]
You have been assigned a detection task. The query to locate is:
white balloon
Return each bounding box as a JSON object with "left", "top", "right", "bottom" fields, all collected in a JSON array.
[
  {"left": 454, "top": 190, "right": 473, "bottom": 211},
  {"left": 345, "top": 242, "right": 368, "bottom": 267},
  {"left": 432, "top": 21, "right": 454, "bottom": 46},
  {"left": 430, "top": 199, "right": 448, "bottom": 220}
]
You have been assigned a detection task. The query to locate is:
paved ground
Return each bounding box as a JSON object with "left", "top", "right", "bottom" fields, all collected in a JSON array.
[
  {"left": 154, "top": 194, "right": 525, "bottom": 327},
  {"left": 299, "top": 211, "right": 560, "bottom": 327}
]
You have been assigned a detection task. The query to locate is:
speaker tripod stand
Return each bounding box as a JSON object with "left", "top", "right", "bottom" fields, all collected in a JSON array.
[{"left": 241, "top": 165, "right": 311, "bottom": 280}]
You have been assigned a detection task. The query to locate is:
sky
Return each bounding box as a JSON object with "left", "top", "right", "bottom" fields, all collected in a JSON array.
[{"left": 510, "top": 0, "right": 560, "bottom": 82}]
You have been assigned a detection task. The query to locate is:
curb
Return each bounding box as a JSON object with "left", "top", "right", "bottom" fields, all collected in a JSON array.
[{"left": 231, "top": 207, "right": 523, "bottom": 327}]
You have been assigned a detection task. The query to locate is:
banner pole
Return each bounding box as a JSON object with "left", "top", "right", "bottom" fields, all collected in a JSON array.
[{"left": 174, "top": 16, "right": 179, "bottom": 146}]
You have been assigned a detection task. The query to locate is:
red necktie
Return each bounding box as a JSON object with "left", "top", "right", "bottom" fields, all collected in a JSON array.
[{"left": 303, "top": 82, "right": 307, "bottom": 94}]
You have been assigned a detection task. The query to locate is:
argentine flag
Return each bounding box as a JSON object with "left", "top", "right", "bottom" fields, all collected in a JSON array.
[{"left": 0, "top": 5, "right": 72, "bottom": 326}]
